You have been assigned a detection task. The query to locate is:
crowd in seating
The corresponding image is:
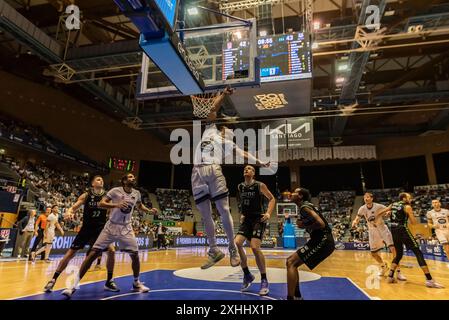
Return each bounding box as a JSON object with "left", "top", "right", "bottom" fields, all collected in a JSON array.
[
  {"left": 367, "top": 188, "right": 404, "bottom": 206},
  {"left": 412, "top": 184, "right": 449, "bottom": 219},
  {"left": 318, "top": 191, "right": 355, "bottom": 241},
  {"left": 155, "top": 188, "right": 193, "bottom": 221},
  {"left": 0, "top": 114, "right": 57, "bottom": 151},
  {"left": 0, "top": 112, "right": 101, "bottom": 167}
]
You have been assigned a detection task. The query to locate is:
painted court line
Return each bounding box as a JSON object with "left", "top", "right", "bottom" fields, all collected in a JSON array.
[{"left": 100, "top": 288, "right": 278, "bottom": 300}]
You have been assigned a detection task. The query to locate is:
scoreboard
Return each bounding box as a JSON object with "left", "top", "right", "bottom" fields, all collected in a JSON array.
[
  {"left": 108, "top": 157, "right": 136, "bottom": 172},
  {"left": 257, "top": 33, "right": 312, "bottom": 82},
  {"left": 152, "top": 0, "right": 179, "bottom": 31},
  {"left": 221, "top": 40, "right": 251, "bottom": 81}
]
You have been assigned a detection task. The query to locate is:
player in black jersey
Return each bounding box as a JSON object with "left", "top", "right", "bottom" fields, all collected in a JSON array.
[
  {"left": 285, "top": 188, "right": 335, "bottom": 300},
  {"left": 235, "top": 165, "right": 276, "bottom": 296},
  {"left": 43, "top": 175, "right": 118, "bottom": 293},
  {"left": 384, "top": 192, "right": 444, "bottom": 288}
]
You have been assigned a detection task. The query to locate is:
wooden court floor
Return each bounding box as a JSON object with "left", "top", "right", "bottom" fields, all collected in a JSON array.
[{"left": 0, "top": 248, "right": 448, "bottom": 300}]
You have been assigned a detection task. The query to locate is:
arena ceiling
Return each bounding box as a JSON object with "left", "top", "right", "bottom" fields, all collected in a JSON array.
[{"left": 0, "top": 0, "right": 449, "bottom": 146}]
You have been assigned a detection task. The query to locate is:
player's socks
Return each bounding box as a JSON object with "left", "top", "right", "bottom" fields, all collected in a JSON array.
[
  {"left": 425, "top": 273, "right": 432, "bottom": 280},
  {"left": 242, "top": 267, "right": 251, "bottom": 276},
  {"left": 107, "top": 272, "right": 113, "bottom": 282},
  {"left": 261, "top": 273, "right": 267, "bottom": 281},
  {"left": 388, "top": 269, "right": 395, "bottom": 278},
  {"left": 53, "top": 271, "right": 61, "bottom": 281}
]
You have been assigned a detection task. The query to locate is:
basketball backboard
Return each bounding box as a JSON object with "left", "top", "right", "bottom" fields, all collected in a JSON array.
[{"left": 137, "top": 19, "right": 260, "bottom": 100}]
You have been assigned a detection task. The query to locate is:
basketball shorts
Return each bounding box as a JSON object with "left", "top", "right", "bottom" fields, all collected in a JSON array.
[
  {"left": 191, "top": 164, "right": 229, "bottom": 204},
  {"left": 43, "top": 229, "right": 55, "bottom": 244},
  {"left": 237, "top": 216, "right": 267, "bottom": 240},
  {"left": 435, "top": 229, "right": 449, "bottom": 245},
  {"left": 296, "top": 229, "right": 335, "bottom": 270},
  {"left": 70, "top": 224, "right": 105, "bottom": 250},
  {"left": 369, "top": 224, "right": 394, "bottom": 252},
  {"left": 93, "top": 221, "right": 138, "bottom": 252},
  {"left": 391, "top": 226, "right": 420, "bottom": 251}
]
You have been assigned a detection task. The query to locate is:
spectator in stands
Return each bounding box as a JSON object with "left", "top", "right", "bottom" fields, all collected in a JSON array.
[{"left": 17, "top": 209, "right": 37, "bottom": 258}]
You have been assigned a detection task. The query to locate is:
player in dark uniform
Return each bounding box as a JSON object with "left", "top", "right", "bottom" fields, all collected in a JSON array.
[
  {"left": 385, "top": 192, "right": 444, "bottom": 288},
  {"left": 285, "top": 188, "right": 335, "bottom": 300},
  {"left": 235, "top": 165, "right": 276, "bottom": 296},
  {"left": 43, "top": 175, "right": 118, "bottom": 293}
]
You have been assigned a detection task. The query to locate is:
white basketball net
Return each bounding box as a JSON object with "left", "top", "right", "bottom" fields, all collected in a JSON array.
[{"left": 190, "top": 92, "right": 220, "bottom": 119}]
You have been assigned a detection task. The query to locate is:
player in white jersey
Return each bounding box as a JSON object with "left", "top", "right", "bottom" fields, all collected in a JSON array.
[
  {"left": 62, "top": 173, "right": 158, "bottom": 298},
  {"left": 31, "top": 205, "right": 64, "bottom": 262},
  {"left": 426, "top": 199, "right": 449, "bottom": 259},
  {"left": 352, "top": 192, "right": 406, "bottom": 280},
  {"left": 192, "top": 87, "right": 270, "bottom": 269}
]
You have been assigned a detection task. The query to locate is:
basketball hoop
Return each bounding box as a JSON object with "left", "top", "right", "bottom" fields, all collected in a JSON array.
[{"left": 190, "top": 92, "right": 220, "bottom": 119}]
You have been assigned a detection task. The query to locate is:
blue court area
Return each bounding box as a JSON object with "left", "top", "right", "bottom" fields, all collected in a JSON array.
[{"left": 18, "top": 269, "right": 370, "bottom": 301}]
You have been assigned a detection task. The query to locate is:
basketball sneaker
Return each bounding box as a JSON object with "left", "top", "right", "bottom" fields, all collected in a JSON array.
[
  {"left": 61, "top": 287, "right": 76, "bottom": 298},
  {"left": 104, "top": 280, "right": 120, "bottom": 292},
  {"left": 44, "top": 279, "right": 56, "bottom": 293},
  {"left": 259, "top": 279, "right": 269, "bottom": 296},
  {"left": 377, "top": 263, "right": 388, "bottom": 277},
  {"left": 241, "top": 273, "right": 255, "bottom": 292},
  {"left": 229, "top": 246, "right": 240, "bottom": 267},
  {"left": 396, "top": 271, "right": 407, "bottom": 281},
  {"left": 132, "top": 280, "right": 150, "bottom": 292},
  {"left": 425, "top": 280, "right": 444, "bottom": 288},
  {"left": 201, "top": 249, "right": 225, "bottom": 269},
  {"left": 386, "top": 276, "right": 397, "bottom": 284}
]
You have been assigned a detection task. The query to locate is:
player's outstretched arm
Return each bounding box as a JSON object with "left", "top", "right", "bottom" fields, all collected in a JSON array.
[
  {"left": 375, "top": 205, "right": 392, "bottom": 218},
  {"left": 65, "top": 192, "right": 88, "bottom": 218},
  {"left": 405, "top": 205, "right": 417, "bottom": 225},
  {"left": 206, "top": 86, "right": 233, "bottom": 121},
  {"left": 137, "top": 202, "right": 158, "bottom": 215},
  {"left": 260, "top": 183, "right": 275, "bottom": 222},
  {"left": 100, "top": 196, "right": 127, "bottom": 210},
  {"left": 351, "top": 215, "right": 361, "bottom": 229},
  {"left": 426, "top": 211, "right": 434, "bottom": 229}
]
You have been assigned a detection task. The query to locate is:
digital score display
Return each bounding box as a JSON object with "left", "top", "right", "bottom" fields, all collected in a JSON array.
[
  {"left": 108, "top": 157, "right": 136, "bottom": 172},
  {"left": 257, "top": 33, "right": 312, "bottom": 82},
  {"left": 152, "top": 0, "right": 178, "bottom": 31},
  {"left": 222, "top": 40, "right": 251, "bottom": 81}
]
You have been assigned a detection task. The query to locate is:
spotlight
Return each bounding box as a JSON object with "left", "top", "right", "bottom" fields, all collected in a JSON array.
[{"left": 187, "top": 7, "right": 199, "bottom": 15}]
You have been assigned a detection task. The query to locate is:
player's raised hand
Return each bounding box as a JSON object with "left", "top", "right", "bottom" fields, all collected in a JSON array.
[
  {"left": 223, "top": 85, "right": 234, "bottom": 95},
  {"left": 261, "top": 212, "right": 271, "bottom": 222},
  {"left": 296, "top": 219, "right": 305, "bottom": 229}
]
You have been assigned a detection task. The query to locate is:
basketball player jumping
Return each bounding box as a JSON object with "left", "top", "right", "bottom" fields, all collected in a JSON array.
[
  {"left": 351, "top": 192, "right": 406, "bottom": 280},
  {"left": 426, "top": 199, "right": 449, "bottom": 261},
  {"left": 62, "top": 173, "right": 158, "bottom": 298},
  {"left": 31, "top": 205, "right": 64, "bottom": 262},
  {"left": 192, "top": 87, "right": 270, "bottom": 269},
  {"left": 235, "top": 165, "right": 275, "bottom": 296},
  {"left": 285, "top": 188, "right": 335, "bottom": 300},
  {"left": 44, "top": 175, "right": 118, "bottom": 293},
  {"left": 385, "top": 192, "right": 444, "bottom": 288}
]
